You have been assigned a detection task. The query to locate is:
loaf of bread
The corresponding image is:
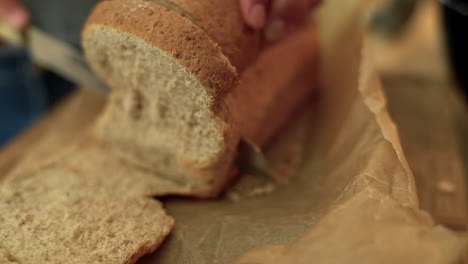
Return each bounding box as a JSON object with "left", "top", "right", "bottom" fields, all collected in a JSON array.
[{"left": 82, "top": 0, "right": 315, "bottom": 197}]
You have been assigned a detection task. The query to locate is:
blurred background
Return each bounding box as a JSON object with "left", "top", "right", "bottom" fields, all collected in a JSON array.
[{"left": 0, "top": 0, "right": 98, "bottom": 147}]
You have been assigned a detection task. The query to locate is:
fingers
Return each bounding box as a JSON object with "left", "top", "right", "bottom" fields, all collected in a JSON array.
[
  {"left": 266, "top": 0, "right": 320, "bottom": 41},
  {"left": 0, "top": 0, "right": 29, "bottom": 29},
  {"left": 241, "top": 0, "right": 321, "bottom": 42},
  {"left": 240, "top": 0, "right": 270, "bottom": 30}
]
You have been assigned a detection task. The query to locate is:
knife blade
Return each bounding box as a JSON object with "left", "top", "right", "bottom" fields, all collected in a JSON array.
[
  {"left": 237, "top": 139, "right": 274, "bottom": 179},
  {"left": 0, "top": 23, "right": 109, "bottom": 95}
]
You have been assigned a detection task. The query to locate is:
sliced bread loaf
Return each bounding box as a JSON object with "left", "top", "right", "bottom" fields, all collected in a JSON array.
[
  {"left": 83, "top": 0, "right": 253, "bottom": 197},
  {"left": 82, "top": 0, "right": 317, "bottom": 197}
]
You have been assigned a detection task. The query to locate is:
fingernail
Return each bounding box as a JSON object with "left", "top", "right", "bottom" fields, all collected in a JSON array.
[
  {"left": 265, "top": 19, "right": 285, "bottom": 42},
  {"left": 248, "top": 3, "right": 267, "bottom": 30},
  {"left": 7, "top": 9, "right": 29, "bottom": 29}
]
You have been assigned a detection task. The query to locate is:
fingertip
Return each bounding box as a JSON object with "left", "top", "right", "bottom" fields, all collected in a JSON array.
[
  {"left": 248, "top": 4, "right": 267, "bottom": 30},
  {"left": 6, "top": 8, "right": 30, "bottom": 29},
  {"left": 240, "top": 0, "right": 269, "bottom": 30}
]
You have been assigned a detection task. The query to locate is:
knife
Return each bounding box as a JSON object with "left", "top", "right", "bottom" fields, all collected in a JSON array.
[{"left": 0, "top": 23, "right": 109, "bottom": 95}]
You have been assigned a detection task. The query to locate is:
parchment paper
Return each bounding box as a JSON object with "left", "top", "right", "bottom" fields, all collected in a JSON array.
[{"left": 139, "top": 0, "right": 467, "bottom": 263}]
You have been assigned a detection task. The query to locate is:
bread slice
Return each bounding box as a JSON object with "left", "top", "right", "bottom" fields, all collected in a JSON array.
[
  {"left": 82, "top": 0, "right": 317, "bottom": 197},
  {"left": 0, "top": 140, "right": 177, "bottom": 264}
]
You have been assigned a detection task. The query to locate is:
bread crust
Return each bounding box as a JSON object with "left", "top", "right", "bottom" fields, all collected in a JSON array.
[
  {"left": 227, "top": 21, "right": 319, "bottom": 145},
  {"left": 165, "top": 0, "right": 262, "bottom": 71},
  {"left": 83, "top": 0, "right": 238, "bottom": 102}
]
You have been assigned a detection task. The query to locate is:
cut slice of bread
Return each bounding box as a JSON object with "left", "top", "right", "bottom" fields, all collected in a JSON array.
[
  {"left": 82, "top": 0, "right": 317, "bottom": 197},
  {"left": 0, "top": 184, "right": 172, "bottom": 264},
  {"left": 0, "top": 141, "right": 176, "bottom": 264}
]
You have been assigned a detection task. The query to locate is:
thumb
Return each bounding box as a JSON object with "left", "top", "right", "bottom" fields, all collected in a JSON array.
[{"left": 0, "top": 0, "right": 29, "bottom": 29}]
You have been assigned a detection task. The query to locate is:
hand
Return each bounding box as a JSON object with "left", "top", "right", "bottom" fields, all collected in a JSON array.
[
  {"left": 0, "top": 0, "right": 29, "bottom": 29},
  {"left": 240, "top": 0, "right": 320, "bottom": 41}
]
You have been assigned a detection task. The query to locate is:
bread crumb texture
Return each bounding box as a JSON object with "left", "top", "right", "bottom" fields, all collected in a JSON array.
[{"left": 0, "top": 142, "right": 178, "bottom": 264}]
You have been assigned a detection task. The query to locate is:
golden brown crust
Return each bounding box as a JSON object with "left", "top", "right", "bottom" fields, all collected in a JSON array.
[
  {"left": 83, "top": 0, "right": 238, "bottom": 102},
  {"left": 125, "top": 217, "right": 174, "bottom": 264},
  {"left": 167, "top": 0, "right": 262, "bottom": 71}
]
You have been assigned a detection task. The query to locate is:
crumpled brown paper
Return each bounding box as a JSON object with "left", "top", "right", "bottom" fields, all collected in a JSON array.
[
  {"left": 233, "top": 37, "right": 467, "bottom": 264},
  {"left": 138, "top": 0, "right": 467, "bottom": 263}
]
